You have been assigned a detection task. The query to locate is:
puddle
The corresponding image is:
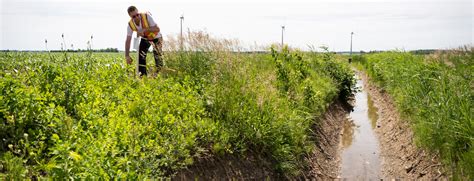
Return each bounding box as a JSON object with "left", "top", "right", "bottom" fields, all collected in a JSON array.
[{"left": 339, "top": 76, "right": 381, "bottom": 179}]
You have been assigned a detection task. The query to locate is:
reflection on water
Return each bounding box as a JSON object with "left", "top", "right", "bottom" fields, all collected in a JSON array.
[
  {"left": 340, "top": 76, "right": 381, "bottom": 179},
  {"left": 367, "top": 94, "right": 378, "bottom": 129},
  {"left": 341, "top": 119, "right": 355, "bottom": 149}
]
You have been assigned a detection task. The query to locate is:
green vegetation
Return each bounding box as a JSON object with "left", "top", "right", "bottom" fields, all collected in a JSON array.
[
  {"left": 355, "top": 47, "right": 473, "bottom": 178},
  {"left": 0, "top": 41, "right": 355, "bottom": 178}
]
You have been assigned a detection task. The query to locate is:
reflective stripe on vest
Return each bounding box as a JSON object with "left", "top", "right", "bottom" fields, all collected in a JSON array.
[
  {"left": 129, "top": 20, "right": 137, "bottom": 31},
  {"left": 142, "top": 13, "right": 149, "bottom": 29}
]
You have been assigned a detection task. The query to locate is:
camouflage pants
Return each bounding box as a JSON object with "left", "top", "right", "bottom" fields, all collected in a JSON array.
[{"left": 138, "top": 37, "right": 163, "bottom": 76}]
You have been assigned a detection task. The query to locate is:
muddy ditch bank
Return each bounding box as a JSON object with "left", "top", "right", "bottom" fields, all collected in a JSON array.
[
  {"left": 358, "top": 70, "right": 447, "bottom": 179},
  {"left": 173, "top": 100, "right": 351, "bottom": 180}
]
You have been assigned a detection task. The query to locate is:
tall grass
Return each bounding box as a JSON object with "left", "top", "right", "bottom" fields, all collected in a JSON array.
[{"left": 355, "top": 47, "right": 473, "bottom": 178}]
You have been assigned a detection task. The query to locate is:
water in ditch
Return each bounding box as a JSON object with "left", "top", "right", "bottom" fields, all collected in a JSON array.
[{"left": 339, "top": 76, "right": 382, "bottom": 179}]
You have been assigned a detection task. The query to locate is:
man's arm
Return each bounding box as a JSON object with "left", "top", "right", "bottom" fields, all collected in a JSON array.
[
  {"left": 147, "top": 25, "right": 160, "bottom": 33},
  {"left": 138, "top": 25, "right": 160, "bottom": 36},
  {"left": 145, "top": 13, "right": 160, "bottom": 33},
  {"left": 125, "top": 35, "right": 132, "bottom": 64}
]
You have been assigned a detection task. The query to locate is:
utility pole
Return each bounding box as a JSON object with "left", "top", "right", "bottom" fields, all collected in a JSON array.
[
  {"left": 61, "top": 33, "right": 66, "bottom": 51},
  {"left": 281, "top": 25, "right": 285, "bottom": 51},
  {"left": 90, "top": 35, "right": 93, "bottom": 50},
  {"left": 349, "top": 32, "right": 354, "bottom": 63},
  {"left": 45, "top": 39, "right": 48, "bottom": 52},
  {"left": 180, "top": 15, "right": 184, "bottom": 50}
]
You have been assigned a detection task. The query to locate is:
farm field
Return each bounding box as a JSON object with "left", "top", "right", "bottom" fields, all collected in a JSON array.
[
  {"left": 1, "top": 0, "right": 472, "bottom": 179},
  {"left": 0, "top": 40, "right": 355, "bottom": 179},
  {"left": 1, "top": 32, "right": 472, "bottom": 179}
]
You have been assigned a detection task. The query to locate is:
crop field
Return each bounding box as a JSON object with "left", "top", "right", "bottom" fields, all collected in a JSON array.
[
  {"left": 1, "top": 0, "right": 471, "bottom": 178},
  {"left": 1, "top": 29, "right": 472, "bottom": 179},
  {"left": 0, "top": 38, "right": 355, "bottom": 178}
]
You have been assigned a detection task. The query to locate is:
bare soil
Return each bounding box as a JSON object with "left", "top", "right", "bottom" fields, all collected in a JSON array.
[
  {"left": 304, "top": 101, "right": 351, "bottom": 180},
  {"left": 173, "top": 150, "right": 280, "bottom": 180}
]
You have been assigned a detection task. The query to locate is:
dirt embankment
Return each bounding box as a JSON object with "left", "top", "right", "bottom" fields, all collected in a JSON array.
[
  {"left": 304, "top": 101, "right": 351, "bottom": 179},
  {"left": 173, "top": 101, "right": 351, "bottom": 180},
  {"left": 359, "top": 71, "right": 447, "bottom": 179},
  {"left": 173, "top": 150, "right": 279, "bottom": 180}
]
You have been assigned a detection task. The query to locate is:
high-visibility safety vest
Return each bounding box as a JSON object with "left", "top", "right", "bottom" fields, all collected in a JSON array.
[{"left": 129, "top": 13, "right": 158, "bottom": 41}]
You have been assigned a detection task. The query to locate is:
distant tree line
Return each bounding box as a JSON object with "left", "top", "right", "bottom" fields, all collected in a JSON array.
[
  {"left": 409, "top": 49, "right": 438, "bottom": 55},
  {"left": 0, "top": 49, "right": 446, "bottom": 54},
  {"left": 53, "top": 48, "right": 119, "bottom": 52},
  {"left": 0, "top": 48, "right": 120, "bottom": 53}
]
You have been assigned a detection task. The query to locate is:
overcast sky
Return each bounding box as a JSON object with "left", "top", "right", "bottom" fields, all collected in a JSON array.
[{"left": 1, "top": 0, "right": 472, "bottom": 51}]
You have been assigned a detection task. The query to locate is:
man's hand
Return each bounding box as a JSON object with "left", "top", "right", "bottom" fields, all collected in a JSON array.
[{"left": 126, "top": 55, "right": 132, "bottom": 65}]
